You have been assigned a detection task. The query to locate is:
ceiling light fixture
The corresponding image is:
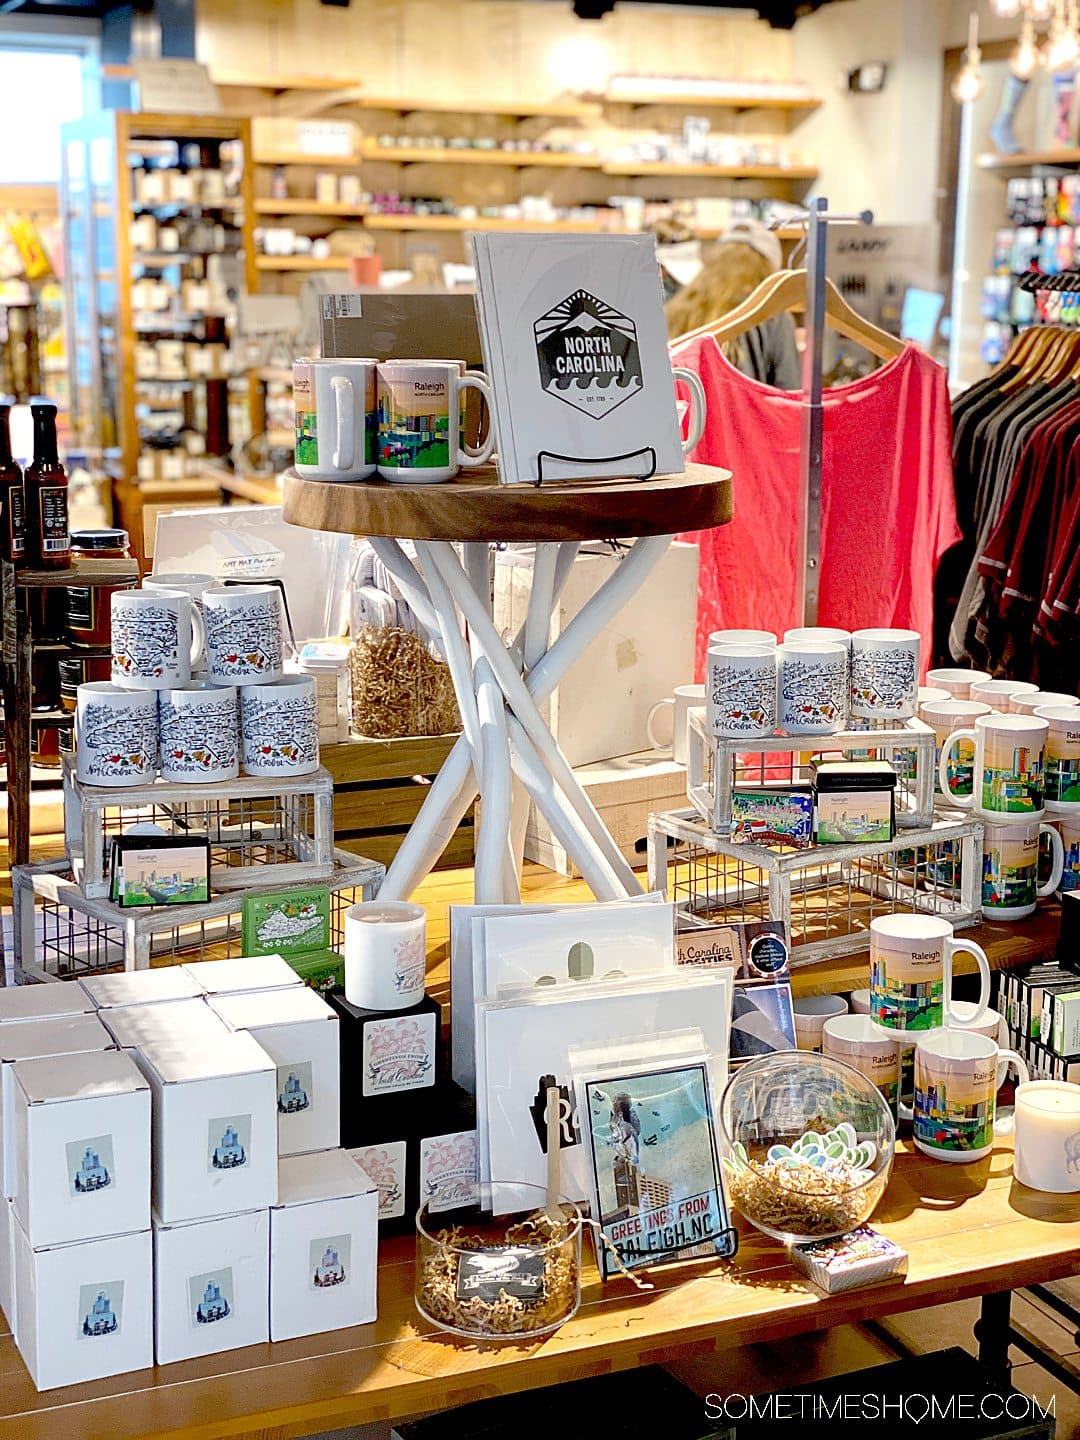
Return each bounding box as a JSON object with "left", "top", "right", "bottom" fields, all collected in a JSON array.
[{"left": 952, "top": 12, "right": 985, "bottom": 103}]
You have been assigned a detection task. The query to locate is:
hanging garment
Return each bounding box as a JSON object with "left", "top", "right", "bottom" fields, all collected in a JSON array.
[{"left": 674, "top": 336, "right": 959, "bottom": 678}]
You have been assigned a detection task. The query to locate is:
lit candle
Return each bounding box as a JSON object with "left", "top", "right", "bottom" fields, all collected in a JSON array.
[{"left": 1013, "top": 1081, "right": 1080, "bottom": 1193}]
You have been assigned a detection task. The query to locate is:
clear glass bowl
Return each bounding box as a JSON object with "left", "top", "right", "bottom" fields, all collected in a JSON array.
[
  {"left": 415, "top": 1183, "right": 582, "bottom": 1340},
  {"left": 719, "top": 1052, "right": 896, "bottom": 1244}
]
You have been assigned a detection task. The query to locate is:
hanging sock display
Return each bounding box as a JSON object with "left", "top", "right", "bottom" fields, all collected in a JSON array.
[
  {"left": 989, "top": 72, "right": 1031, "bottom": 155},
  {"left": 1054, "top": 68, "right": 1078, "bottom": 145}
]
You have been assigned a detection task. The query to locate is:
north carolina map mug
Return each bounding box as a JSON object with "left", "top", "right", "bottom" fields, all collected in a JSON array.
[
  {"left": 240, "top": 675, "right": 319, "bottom": 776},
  {"left": 707, "top": 641, "right": 777, "bottom": 737},
  {"left": 203, "top": 584, "right": 284, "bottom": 685},
  {"left": 158, "top": 681, "right": 240, "bottom": 783},
  {"left": 849, "top": 628, "right": 920, "bottom": 719},
  {"left": 777, "top": 640, "right": 847, "bottom": 735},
  {"left": 76, "top": 682, "right": 158, "bottom": 787},
  {"left": 940, "top": 712, "right": 1048, "bottom": 820},
  {"left": 111, "top": 588, "right": 202, "bottom": 690},
  {"left": 869, "top": 913, "right": 990, "bottom": 1033}
]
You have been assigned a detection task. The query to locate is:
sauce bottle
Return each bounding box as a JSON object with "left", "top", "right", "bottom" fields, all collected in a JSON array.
[
  {"left": 23, "top": 400, "right": 69, "bottom": 570},
  {"left": 0, "top": 401, "right": 25, "bottom": 566}
]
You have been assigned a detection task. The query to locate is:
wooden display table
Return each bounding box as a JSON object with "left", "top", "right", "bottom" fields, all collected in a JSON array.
[
  {"left": 283, "top": 464, "right": 733, "bottom": 904},
  {"left": 0, "top": 1139, "right": 1074, "bottom": 1439}
]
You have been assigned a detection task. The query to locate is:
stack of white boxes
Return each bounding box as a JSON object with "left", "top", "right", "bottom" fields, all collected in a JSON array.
[{"left": 0, "top": 953, "right": 378, "bottom": 1392}]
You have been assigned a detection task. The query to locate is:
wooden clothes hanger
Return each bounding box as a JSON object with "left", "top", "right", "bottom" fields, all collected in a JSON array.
[{"left": 671, "top": 267, "right": 904, "bottom": 362}]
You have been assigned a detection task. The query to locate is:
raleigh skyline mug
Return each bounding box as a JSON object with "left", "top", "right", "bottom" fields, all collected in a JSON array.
[
  {"left": 920, "top": 696, "right": 991, "bottom": 799},
  {"left": 981, "top": 818, "right": 1064, "bottom": 921},
  {"left": 1035, "top": 704, "right": 1080, "bottom": 812},
  {"left": 925, "top": 667, "right": 991, "bottom": 700},
  {"left": 294, "top": 357, "right": 378, "bottom": 481},
  {"left": 940, "top": 712, "right": 1048, "bottom": 820},
  {"left": 913, "top": 1029, "right": 1028, "bottom": 1163},
  {"left": 376, "top": 361, "right": 494, "bottom": 482},
  {"left": 869, "top": 913, "right": 990, "bottom": 1034},
  {"left": 969, "top": 678, "right": 1037, "bottom": 712}
]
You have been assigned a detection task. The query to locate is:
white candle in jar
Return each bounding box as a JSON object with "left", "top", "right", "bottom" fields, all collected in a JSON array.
[
  {"left": 1013, "top": 1080, "right": 1080, "bottom": 1192},
  {"left": 344, "top": 901, "right": 426, "bottom": 1012}
]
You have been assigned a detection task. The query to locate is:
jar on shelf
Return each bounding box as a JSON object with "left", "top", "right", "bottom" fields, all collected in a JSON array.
[{"left": 65, "top": 529, "right": 134, "bottom": 646}]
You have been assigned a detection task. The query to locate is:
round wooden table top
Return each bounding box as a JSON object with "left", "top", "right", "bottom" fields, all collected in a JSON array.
[{"left": 281, "top": 463, "right": 733, "bottom": 542}]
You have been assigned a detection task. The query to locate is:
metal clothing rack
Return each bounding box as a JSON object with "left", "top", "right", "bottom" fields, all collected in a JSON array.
[{"left": 781, "top": 197, "right": 874, "bottom": 625}]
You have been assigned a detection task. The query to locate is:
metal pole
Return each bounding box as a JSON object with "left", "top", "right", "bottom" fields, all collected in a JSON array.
[{"left": 799, "top": 195, "right": 828, "bottom": 627}]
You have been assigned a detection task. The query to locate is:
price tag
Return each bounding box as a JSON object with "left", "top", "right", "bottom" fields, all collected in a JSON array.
[{"left": 321, "top": 294, "right": 362, "bottom": 321}]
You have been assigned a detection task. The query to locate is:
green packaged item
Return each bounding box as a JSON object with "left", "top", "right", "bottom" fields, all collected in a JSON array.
[
  {"left": 241, "top": 886, "right": 331, "bottom": 956},
  {"left": 285, "top": 948, "right": 345, "bottom": 994}
]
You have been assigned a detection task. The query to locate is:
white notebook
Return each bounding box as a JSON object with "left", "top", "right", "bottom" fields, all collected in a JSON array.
[{"left": 472, "top": 232, "right": 687, "bottom": 484}]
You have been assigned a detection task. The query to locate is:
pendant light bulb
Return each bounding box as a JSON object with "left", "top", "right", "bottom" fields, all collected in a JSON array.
[
  {"left": 1030, "top": 0, "right": 1055, "bottom": 19},
  {"left": 991, "top": 0, "right": 1022, "bottom": 15},
  {"left": 1046, "top": 8, "right": 1080, "bottom": 69},
  {"left": 1013, "top": 13, "right": 1042, "bottom": 75},
  {"left": 952, "top": 12, "right": 985, "bottom": 103}
]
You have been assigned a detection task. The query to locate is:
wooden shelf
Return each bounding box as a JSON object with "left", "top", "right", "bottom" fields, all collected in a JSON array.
[
  {"left": 253, "top": 198, "right": 368, "bottom": 216},
  {"left": 979, "top": 147, "right": 1080, "bottom": 170},
  {"left": 364, "top": 213, "right": 615, "bottom": 234},
  {"left": 602, "top": 86, "right": 822, "bottom": 112},
  {"left": 362, "top": 144, "right": 601, "bottom": 168},
  {"left": 254, "top": 150, "right": 361, "bottom": 167},
  {"left": 213, "top": 73, "right": 365, "bottom": 94},
  {"left": 358, "top": 94, "right": 599, "bottom": 118},
  {"left": 602, "top": 160, "right": 819, "bottom": 180},
  {"left": 255, "top": 254, "right": 353, "bottom": 270}
]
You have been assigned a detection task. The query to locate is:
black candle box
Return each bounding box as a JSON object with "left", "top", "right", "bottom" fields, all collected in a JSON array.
[{"left": 327, "top": 989, "right": 443, "bottom": 1120}]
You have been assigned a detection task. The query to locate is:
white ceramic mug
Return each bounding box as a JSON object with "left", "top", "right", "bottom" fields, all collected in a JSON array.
[
  {"left": 783, "top": 626, "right": 851, "bottom": 650},
  {"left": 925, "top": 667, "right": 991, "bottom": 700},
  {"left": 75, "top": 682, "right": 158, "bottom": 787},
  {"left": 792, "top": 993, "right": 847, "bottom": 1052},
  {"left": 202, "top": 584, "right": 284, "bottom": 685},
  {"left": 913, "top": 1029, "right": 1028, "bottom": 1163},
  {"left": 920, "top": 697, "right": 991, "bottom": 799},
  {"left": 240, "top": 674, "right": 319, "bottom": 777},
  {"left": 294, "top": 356, "right": 378, "bottom": 481},
  {"left": 849, "top": 988, "right": 872, "bottom": 1015},
  {"left": 777, "top": 640, "right": 847, "bottom": 735},
  {"left": 1035, "top": 705, "right": 1080, "bottom": 813},
  {"left": 822, "top": 1013, "right": 901, "bottom": 1109},
  {"left": 969, "top": 678, "right": 1038, "bottom": 712},
  {"left": 111, "top": 588, "right": 202, "bottom": 691},
  {"left": 1013, "top": 691, "right": 1080, "bottom": 716},
  {"left": 673, "top": 367, "right": 707, "bottom": 456},
  {"left": 1013, "top": 1080, "right": 1080, "bottom": 1192},
  {"left": 158, "top": 682, "right": 239, "bottom": 784},
  {"left": 646, "top": 683, "right": 705, "bottom": 764},
  {"left": 343, "top": 900, "right": 426, "bottom": 1011},
  {"left": 376, "top": 361, "right": 494, "bottom": 483},
  {"left": 707, "top": 629, "right": 776, "bottom": 648},
  {"left": 143, "top": 572, "right": 215, "bottom": 675},
  {"left": 869, "top": 914, "right": 990, "bottom": 1034},
  {"left": 950, "top": 1001, "right": 1006, "bottom": 1043},
  {"left": 1059, "top": 815, "right": 1080, "bottom": 896},
  {"left": 940, "top": 713, "right": 1049, "bottom": 821},
  {"left": 707, "top": 641, "right": 777, "bottom": 738},
  {"left": 982, "top": 818, "right": 1064, "bottom": 921},
  {"left": 849, "top": 628, "right": 920, "bottom": 719}
]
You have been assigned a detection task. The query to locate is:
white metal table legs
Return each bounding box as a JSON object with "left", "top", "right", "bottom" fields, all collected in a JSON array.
[{"left": 368, "top": 535, "right": 674, "bottom": 904}]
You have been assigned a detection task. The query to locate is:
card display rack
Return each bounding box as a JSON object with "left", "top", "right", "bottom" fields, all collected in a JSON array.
[
  {"left": 62, "top": 754, "right": 336, "bottom": 899},
  {"left": 647, "top": 807, "right": 983, "bottom": 968},
  {"left": 685, "top": 710, "right": 937, "bottom": 835},
  {"left": 11, "top": 846, "right": 383, "bottom": 982}
]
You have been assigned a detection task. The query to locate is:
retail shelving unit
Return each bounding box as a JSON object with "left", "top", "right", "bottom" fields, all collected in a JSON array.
[{"left": 60, "top": 112, "right": 257, "bottom": 555}]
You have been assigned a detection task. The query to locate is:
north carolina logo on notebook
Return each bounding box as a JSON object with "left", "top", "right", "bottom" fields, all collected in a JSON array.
[{"left": 534, "top": 288, "right": 643, "bottom": 419}]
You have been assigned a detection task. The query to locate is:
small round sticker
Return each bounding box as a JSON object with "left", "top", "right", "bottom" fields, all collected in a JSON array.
[{"left": 748, "top": 934, "right": 788, "bottom": 976}]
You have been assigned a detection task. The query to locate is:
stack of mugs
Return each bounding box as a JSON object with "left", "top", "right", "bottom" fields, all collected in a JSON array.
[
  {"left": 926, "top": 668, "right": 1079, "bottom": 921},
  {"left": 704, "top": 626, "right": 921, "bottom": 739},
  {"left": 74, "top": 575, "right": 319, "bottom": 789}
]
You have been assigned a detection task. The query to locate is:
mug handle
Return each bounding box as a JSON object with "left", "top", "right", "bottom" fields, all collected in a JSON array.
[
  {"left": 646, "top": 698, "right": 674, "bottom": 750},
  {"left": 938, "top": 728, "right": 978, "bottom": 808},
  {"left": 456, "top": 375, "right": 495, "bottom": 467},
  {"left": 944, "top": 936, "right": 991, "bottom": 1027},
  {"left": 1039, "top": 822, "right": 1065, "bottom": 897},
  {"left": 331, "top": 375, "right": 355, "bottom": 471},
  {"left": 672, "top": 366, "right": 706, "bottom": 456},
  {"left": 188, "top": 601, "right": 205, "bottom": 668},
  {"left": 992, "top": 1049, "right": 1030, "bottom": 1134}
]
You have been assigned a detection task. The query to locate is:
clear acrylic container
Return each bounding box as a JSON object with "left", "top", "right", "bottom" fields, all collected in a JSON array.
[
  {"left": 719, "top": 1052, "right": 895, "bottom": 1244},
  {"left": 414, "top": 1183, "right": 582, "bottom": 1340}
]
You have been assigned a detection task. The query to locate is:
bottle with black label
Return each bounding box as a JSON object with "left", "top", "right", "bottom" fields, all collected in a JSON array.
[
  {"left": 23, "top": 401, "right": 69, "bottom": 570},
  {"left": 0, "top": 401, "right": 25, "bottom": 566}
]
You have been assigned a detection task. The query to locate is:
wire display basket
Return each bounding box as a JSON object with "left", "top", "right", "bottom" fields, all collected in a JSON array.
[
  {"left": 11, "top": 848, "right": 384, "bottom": 983},
  {"left": 648, "top": 808, "right": 982, "bottom": 968},
  {"left": 62, "top": 755, "right": 335, "bottom": 899},
  {"left": 685, "top": 710, "right": 935, "bottom": 834}
]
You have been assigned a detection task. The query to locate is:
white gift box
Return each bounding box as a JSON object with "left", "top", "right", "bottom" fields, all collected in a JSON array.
[
  {"left": 153, "top": 1208, "right": 270, "bottom": 1364},
  {"left": 99, "top": 999, "right": 227, "bottom": 1053},
  {"left": 137, "top": 1032, "right": 278, "bottom": 1223},
  {"left": 1, "top": 1013, "right": 115, "bottom": 1199},
  {"left": 13, "top": 1216, "right": 153, "bottom": 1391},
  {"left": 269, "top": 1149, "right": 377, "bottom": 1341},
  {"left": 80, "top": 968, "right": 205, "bottom": 1009},
  {"left": 0, "top": 1198, "right": 12, "bottom": 1327},
  {"left": 209, "top": 988, "right": 340, "bottom": 1157},
  {"left": 11, "top": 1049, "right": 151, "bottom": 1250},
  {"left": 181, "top": 955, "right": 302, "bottom": 998},
  {"left": 0, "top": 985, "right": 94, "bottom": 1023}
]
